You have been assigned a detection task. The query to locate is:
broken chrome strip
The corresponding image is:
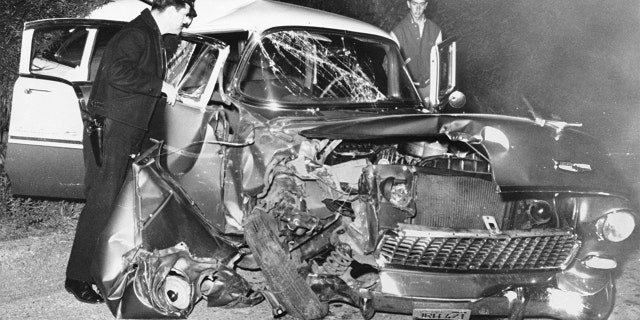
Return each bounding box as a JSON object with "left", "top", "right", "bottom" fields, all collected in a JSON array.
[
  {"left": 8, "top": 135, "right": 82, "bottom": 149},
  {"left": 377, "top": 267, "right": 559, "bottom": 299},
  {"left": 371, "top": 285, "right": 605, "bottom": 319},
  {"left": 395, "top": 223, "right": 575, "bottom": 238}
]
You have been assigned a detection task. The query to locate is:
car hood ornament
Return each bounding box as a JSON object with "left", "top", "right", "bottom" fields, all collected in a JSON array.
[{"left": 553, "top": 160, "right": 593, "bottom": 173}]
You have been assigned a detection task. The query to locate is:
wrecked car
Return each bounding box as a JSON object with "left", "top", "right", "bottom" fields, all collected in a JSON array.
[{"left": 6, "top": 0, "right": 638, "bottom": 319}]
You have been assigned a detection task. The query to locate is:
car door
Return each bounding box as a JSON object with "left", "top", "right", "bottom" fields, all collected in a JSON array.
[
  {"left": 7, "top": 19, "right": 125, "bottom": 199},
  {"left": 7, "top": 19, "right": 231, "bottom": 202},
  {"left": 145, "top": 34, "right": 233, "bottom": 232},
  {"left": 428, "top": 38, "right": 458, "bottom": 108}
]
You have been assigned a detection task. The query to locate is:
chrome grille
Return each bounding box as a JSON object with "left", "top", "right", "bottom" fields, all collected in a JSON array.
[{"left": 378, "top": 231, "right": 579, "bottom": 272}]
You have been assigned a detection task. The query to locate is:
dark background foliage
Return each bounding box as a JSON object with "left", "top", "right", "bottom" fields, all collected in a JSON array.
[{"left": 1, "top": 0, "right": 638, "bottom": 204}]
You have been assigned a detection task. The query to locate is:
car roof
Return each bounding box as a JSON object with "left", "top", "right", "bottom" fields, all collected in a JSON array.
[{"left": 87, "top": 0, "right": 392, "bottom": 40}]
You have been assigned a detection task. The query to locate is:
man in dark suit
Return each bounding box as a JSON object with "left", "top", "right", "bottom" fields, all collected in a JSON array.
[{"left": 65, "top": 0, "right": 196, "bottom": 304}]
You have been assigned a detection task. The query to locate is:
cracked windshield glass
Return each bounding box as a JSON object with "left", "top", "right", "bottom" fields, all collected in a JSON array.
[{"left": 239, "top": 29, "right": 418, "bottom": 104}]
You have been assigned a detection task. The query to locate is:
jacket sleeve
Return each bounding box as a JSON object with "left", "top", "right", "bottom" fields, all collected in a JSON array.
[{"left": 103, "top": 29, "right": 164, "bottom": 97}]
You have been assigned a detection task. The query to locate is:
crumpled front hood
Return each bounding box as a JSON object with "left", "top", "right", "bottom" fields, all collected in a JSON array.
[{"left": 299, "top": 113, "right": 627, "bottom": 196}]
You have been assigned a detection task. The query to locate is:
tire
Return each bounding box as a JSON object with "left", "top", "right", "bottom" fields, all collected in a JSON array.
[{"left": 244, "top": 208, "right": 328, "bottom": 319}]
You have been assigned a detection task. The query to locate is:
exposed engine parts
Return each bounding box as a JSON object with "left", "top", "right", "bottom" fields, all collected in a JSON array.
[
  {"left": 322, "top": 138, "right": 491, "bottom": 175},
  {"left": 320, "top": 243, "right": 353, "bottom": 276}
]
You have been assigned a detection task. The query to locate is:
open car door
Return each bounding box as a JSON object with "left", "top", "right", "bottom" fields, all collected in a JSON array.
[
  {"left": 428, "top": 38, "right": 459, "bottom": 109},
  {"left": 7, "top": 18, "right": 230, "bottom": 200},
  {"left": 7, "top": 19, "right": 125, "bottom": 198},
  {"left": 145, "top": 35, "right": 232, "bottom": 232}
]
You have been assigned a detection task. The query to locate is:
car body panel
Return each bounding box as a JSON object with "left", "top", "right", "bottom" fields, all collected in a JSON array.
[
  {"left": 187, "top": 0, "right": 392, "bottom": 38},
  {"left": 88, "top": 0, "right": 393, "bottom": 40},
  {"left": 6, "top": 143, "right": 84, "bottom": 198},
  {"left": 7, "top": 20, "right": 126, "bottom": 198}
]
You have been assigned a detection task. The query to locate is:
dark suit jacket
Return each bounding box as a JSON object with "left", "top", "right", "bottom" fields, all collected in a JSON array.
[{"left": 90, "top": 9, "right": 166, "bottom": 130}]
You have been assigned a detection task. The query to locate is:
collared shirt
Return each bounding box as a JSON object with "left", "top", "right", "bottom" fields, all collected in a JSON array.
[{"left": 414, "top": 16, "right": 425, "bottom": 37}]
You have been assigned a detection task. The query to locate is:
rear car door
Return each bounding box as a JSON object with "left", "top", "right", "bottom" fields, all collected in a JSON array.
[{"left": 7, "top": 19, "right": 124, "bottom": 199}]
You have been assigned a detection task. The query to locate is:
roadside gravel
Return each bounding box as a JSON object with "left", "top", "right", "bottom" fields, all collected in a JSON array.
[
  {"left": 0, "top": 232, "right": 396, "bottom": 320},
  {"left": 0, "top": 231, "right": 638, "bottom": 320}
]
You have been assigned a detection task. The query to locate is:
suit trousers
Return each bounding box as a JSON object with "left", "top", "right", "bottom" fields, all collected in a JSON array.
[{"left": 66, "top": 118, "right": 146, "bottom": 282}]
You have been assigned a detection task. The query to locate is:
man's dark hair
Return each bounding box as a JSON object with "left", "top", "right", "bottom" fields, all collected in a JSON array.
[{"left": 152, "top": 0, "right": 197, "bottom": 17}]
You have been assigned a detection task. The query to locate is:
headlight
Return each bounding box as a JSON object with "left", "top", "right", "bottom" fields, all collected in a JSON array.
[
  {"left": 596, "top": 209, "right": 635, "bottom": 242},
  {"left": 527, "top": 200, "right": 554, "bottom": 225},
  {"left": 511, "top": 198, "right": 564, "bottom": 229},
  {"left": 381, "top": 177, "right": 412, "bottom": 207},
  {"left": 163, "top": 273, "right": 192, "bottom": 310}
]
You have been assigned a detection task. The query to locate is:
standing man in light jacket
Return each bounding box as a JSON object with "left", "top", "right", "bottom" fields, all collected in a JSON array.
[
  {"left": 64, "top": 0, "right": 196, "bottom": 304},
  {"left": 391, "top": 0, "right": 442, "bottom": 102}
]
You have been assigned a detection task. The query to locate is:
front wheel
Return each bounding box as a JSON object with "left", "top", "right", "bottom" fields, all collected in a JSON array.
[{"left": 244, "top": 207, "right": 328, "bottom": 319}]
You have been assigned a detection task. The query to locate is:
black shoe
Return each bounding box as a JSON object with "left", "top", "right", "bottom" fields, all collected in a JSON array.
[{"left": 64, "top": 278, "right": 104, "bottom": 304}]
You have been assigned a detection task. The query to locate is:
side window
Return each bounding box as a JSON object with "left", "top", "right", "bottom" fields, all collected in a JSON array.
[
  {"left": 204, "top": 32, "right": 250, "bottom": 87},
  {"left": 155, "top": 37, "right": 231, "bottom": 107},
  {"left": 30, "top": 26, "right": 89, "bottom": 81},
  {"left": 166, "top": 40, "right": 197, "bottom": 87},
  {"left": 178, "top": 45, "right": 221, "bottom": 103}
]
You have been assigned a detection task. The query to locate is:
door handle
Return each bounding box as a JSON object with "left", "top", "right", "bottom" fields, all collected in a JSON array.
[{"left": 24, "top": 88, "right": 51, "bottom": 94}]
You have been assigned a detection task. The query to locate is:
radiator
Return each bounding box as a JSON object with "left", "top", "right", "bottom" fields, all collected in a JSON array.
[{"left": 412, "top": 174, "right": 505, "bottom": 230}]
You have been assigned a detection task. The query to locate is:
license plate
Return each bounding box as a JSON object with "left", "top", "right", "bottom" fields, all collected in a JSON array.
[{"left": 412, "top": 308, "right": 471, "bottom": 320}]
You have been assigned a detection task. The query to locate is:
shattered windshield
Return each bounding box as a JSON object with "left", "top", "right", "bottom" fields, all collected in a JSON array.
[{"left": 238, "top": 29, "right": 418, "bottom": 105}]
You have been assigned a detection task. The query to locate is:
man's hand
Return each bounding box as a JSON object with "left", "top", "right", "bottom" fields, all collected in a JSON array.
[{"left": 162, "top": 81, "right": 178, "bottom": 105}]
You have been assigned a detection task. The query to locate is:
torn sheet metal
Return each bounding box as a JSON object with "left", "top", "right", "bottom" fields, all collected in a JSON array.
[
  {"left": 96, "top": 242, "right": 261, "bottom": 319},
  {"left": 92, "top": 162, "right": 261, "bottom": 318}
]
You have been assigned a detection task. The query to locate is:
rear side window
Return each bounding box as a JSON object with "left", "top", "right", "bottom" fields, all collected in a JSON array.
[
  {"left": 30, "top": 26, "right": 89, "bottom": 80},
  {"left": 29, "top": 25, "right": 122, "bottom": 82}
]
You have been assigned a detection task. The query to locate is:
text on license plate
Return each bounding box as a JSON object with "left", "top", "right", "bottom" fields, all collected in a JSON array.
[{"left": 412, "top": 308, "right": 471, "bottom": 320}]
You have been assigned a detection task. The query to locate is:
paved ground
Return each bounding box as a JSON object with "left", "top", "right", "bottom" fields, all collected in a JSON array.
[{"left": 0, "top": 232, "right": 638, "bottom": 320}]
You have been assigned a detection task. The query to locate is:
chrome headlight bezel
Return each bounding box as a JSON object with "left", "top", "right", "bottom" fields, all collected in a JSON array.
[
  {"left": 380, "top": 176, "right": 413, "bottom": 208},
  {"left": 595, "top": 209, "right": 636, "bottom": 242}
]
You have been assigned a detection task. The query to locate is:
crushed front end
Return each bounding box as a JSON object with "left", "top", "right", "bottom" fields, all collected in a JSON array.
[
  {"left": 352, "top": 162, "right": 622, "bottom": 320},
  {"left": 277, "top": 115, "right": 638, "bottom": 320}
]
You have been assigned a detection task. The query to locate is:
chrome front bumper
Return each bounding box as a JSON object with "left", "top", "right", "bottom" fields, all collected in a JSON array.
[{"left": 372, "top": 270, "right": 614, "bottom": 320}]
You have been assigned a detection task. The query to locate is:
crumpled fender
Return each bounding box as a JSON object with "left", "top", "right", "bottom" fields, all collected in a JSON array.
[
  {"left": 91, "top": 161, "right": 262, "bottom": 318},
  {"left": 299, "top": 113, "right": 628, "bottom": 196}
]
